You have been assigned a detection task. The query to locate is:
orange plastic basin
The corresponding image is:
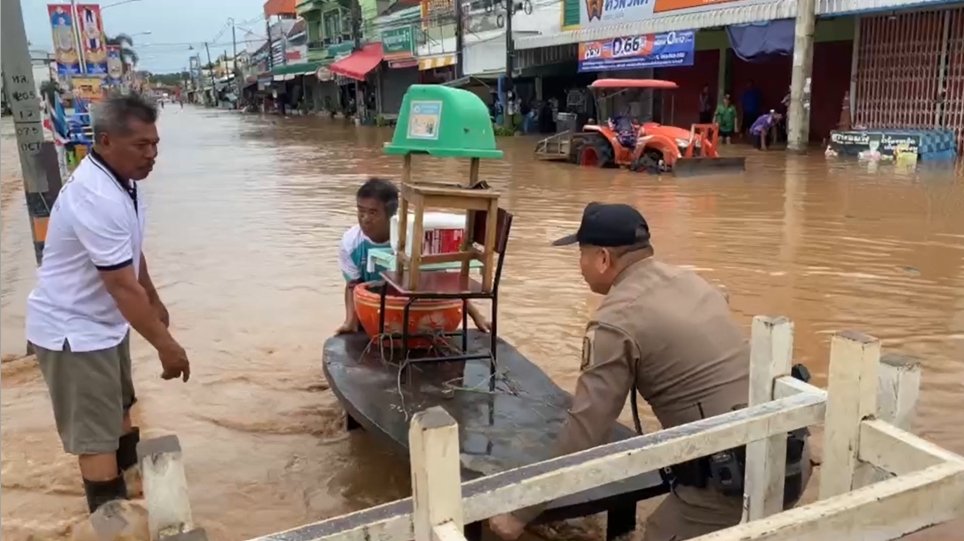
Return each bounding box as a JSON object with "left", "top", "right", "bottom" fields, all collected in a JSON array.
[{"left": 353, "top": 281, "right": 464, "bottom": 349}]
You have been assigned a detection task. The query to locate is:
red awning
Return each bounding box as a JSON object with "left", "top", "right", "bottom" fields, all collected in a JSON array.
[{"left": 330, "top": 43, "right": 384, "bottom": 81}]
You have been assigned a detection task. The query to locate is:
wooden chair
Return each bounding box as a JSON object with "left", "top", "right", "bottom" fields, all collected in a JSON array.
[
  {"left": 394, "top": 180, "right": 501, "bottom": 292},
  {"left": 379, "top": 208, "right": 514, "bottom": 367}
]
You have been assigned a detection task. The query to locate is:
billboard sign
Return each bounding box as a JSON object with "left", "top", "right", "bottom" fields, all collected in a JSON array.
[{"left": 578, "top": 30, "right": 695, "bottom": 72}]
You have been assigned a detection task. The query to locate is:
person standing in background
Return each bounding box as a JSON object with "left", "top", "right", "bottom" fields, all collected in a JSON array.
[
  {"left": 698, "top": 84, "right": 714, "bottom": 124},
  {"left": 714, "top": 94, "right": 738, "bottom": 145}
]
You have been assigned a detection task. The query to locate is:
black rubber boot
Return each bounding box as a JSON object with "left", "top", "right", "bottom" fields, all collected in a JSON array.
[
  {"left": 117, "top": 427, "right": 140, "bottom": 472},
  {"left": 83, "top": 476, "right": 128, "bottom": 513}
]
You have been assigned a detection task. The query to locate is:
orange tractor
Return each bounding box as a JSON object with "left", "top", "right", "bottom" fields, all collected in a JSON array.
[{"left": 535, "top": 79, "right": 746, "bottom": 177}]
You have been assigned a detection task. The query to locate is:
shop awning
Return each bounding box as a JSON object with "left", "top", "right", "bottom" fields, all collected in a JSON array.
[
  {"left": 442, "top": 76, "right": 492, "bottom": 90},
  {"left": 271, "top": 61, "right": 324, "bottom": 77},
  {"left": 330, "top": 43, "right": 383, "bottom": 81}
]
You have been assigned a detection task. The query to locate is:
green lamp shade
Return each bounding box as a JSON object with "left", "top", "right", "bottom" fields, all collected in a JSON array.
[{"left": 384, "top": 85, "right": 504, "bottom": 159}]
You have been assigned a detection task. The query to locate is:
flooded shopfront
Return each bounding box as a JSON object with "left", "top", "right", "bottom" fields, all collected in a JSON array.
[{"left": 1, "top": 108, "right": 962, "bottom": 540}]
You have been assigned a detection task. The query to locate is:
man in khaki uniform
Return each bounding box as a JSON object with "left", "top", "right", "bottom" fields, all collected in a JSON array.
[{"left": 489, "top": 202, "right": 808, "bottom": 541}]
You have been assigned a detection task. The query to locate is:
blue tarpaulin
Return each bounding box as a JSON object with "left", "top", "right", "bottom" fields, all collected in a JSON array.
[{"left": 726, "top": 19, "right": 796, "bottom": 62}]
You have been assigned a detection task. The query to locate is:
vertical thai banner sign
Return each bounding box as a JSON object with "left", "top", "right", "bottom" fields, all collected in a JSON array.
[
  {"left": 578, "top": 30, "right": 695, "bottom": 72},
  {"left": 106, "top": 46, "right": 124, "bottom": 85},
  {"left": 48, "top": 4, "right": 82, "bottom": 76},
  {"left": 76, "top": 4, "right": 109, "bottom": 76}
]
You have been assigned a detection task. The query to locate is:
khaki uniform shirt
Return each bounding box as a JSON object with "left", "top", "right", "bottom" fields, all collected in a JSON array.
[{"left": 516, "top": 257, "right": 749, "bottom": 522}]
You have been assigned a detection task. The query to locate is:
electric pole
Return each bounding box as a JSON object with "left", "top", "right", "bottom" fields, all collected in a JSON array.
[
  {"left": 787, "top": 0, "right": 816, "bottom": 151},
  {"left": 503, "top": 0, "right": 514, "bottom": 129},
  {"left": 351, "top": 0, "right": 363, "bottom": 122},
  {"left": 265, "top": 16, "right": 275, "bottom": 70},
  {"left": 1, "top": 0, "right": 56, "bottom": 264},
  {"left": 231, "top": 18, "right": 241, "bottom": 106},
  {"left": 204, "top": 41, "right": 214, "bottom": 106},
  {"left": 454, "top": 0, "right": 464, "bottom": 78}
]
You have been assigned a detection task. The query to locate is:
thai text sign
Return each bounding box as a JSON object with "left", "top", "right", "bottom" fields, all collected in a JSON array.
[
  {"left": 829, "top": 130, "right": 921, "bottom": 156},
  {"left": 578, "top": 30, "right": 695, "bottom": 72},
  {"left": 382, "top": 26, "right": 415, "bottom": 59},
  {"left": 579, "top": 0, "right": 746, "bottom": 29}
]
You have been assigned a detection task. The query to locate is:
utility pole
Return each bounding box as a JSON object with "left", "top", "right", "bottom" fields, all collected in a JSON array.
[
  {"left": 204, "top": 41, "right": 214, "bottom": 106},
  {"left": 787, "top": 0, "right": 816, "bottom": 152},
  {"left": 231, "top": 18, "right": 241, "bottom": 106},
  {"left": 351, "top": 0, "right": 364, "bottom": 122},
  {"left": 454, "top": 0, "right": 464, "bottom": 78},
  {"left": 502, "top": 0, "right": 514, "bottom": 129},
  {"left": 265, "top": 16, "right": 275, "bottom": 70},
  {"left": 1, "top": 0, "right": 54, "bottom": 264}
]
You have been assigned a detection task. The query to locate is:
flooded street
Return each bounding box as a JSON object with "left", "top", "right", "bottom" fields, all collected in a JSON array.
[{"left": 2, "top": 107, "right": 963, "bottom": 540}]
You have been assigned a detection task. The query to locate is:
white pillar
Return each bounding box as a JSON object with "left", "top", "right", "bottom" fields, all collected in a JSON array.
[
  {"left": 409, "top": 407, "right": 466, "bottom": 541},
  {"left": 788, "top": 0, "right": 817, "bottom": 151},
  {"left": 743, "top": 316, "right": 793, "bottom": 521}
]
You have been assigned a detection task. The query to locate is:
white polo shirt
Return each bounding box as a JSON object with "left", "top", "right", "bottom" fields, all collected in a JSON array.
[{"left": 26, "top": 152, "right": 146, "bottom": 352}]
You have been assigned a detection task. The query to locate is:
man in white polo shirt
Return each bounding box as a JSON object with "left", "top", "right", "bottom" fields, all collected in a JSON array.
[{"left": 26, "top": 94, "right": 190, "bottom": 514}]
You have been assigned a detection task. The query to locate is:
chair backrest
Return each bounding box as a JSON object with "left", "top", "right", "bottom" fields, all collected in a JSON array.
[
  {"left": 469, "top": 208, "right": 513, "bottom": 254},
  {"left": 470, "top": 208, "right": 513, "bottom": 292}
]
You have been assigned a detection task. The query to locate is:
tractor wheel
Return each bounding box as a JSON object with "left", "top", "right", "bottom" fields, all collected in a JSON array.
[
  {"left": 631, "top": 150, "right": 663, "bottom": 174},
  {"left": 573, "top": 134, "right": 613, "bottom": 168}
]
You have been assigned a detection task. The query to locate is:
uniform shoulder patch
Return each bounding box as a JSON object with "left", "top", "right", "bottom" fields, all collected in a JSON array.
[{"left": 580, "top": 326, "right": 596, "bottom": 371}]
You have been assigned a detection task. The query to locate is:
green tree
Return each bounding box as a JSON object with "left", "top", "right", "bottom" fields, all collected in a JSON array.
[{"left": 106, "top": 33, "right": 139, "bottom": 71}]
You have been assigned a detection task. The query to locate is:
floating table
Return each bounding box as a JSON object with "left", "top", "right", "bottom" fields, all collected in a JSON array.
[{"left": 323, "top": 332, "right": 669, "bottom": 540}]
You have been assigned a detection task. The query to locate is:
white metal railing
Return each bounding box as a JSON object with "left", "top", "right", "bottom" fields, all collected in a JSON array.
[{"left": 125, "top": 316, "right": 964, "bottom": 541}]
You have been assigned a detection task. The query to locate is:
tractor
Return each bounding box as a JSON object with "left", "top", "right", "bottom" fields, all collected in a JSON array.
[{"left": 535, "top": 79, "right": 746, "bottom": 177}]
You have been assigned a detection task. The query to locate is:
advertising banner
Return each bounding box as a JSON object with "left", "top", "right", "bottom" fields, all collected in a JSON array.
[
  {"left": 76, "top": 4, "right": 109, "bottom": 76},
  {"left": 48, "top": 4, "right": 82, "bottom": 76},
  {"left": 578, "top": 30, "right": 695, "bottom": 72},
  {"left": 106, "top": 45, "right": 124, "bottom": 85},
  {"left": 829, "top": 130, "right": 921, "bottom": 157},
  {"left": 579, "top": 0, "right": 748, "bottom": 29}
]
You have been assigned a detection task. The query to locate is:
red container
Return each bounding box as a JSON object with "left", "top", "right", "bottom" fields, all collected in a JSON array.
[
  {"left": 353, "top": 281, "right": 464, "bottom": 349},
  {"left": 421, "top": 228, "right": 464, "bottom": 255}
]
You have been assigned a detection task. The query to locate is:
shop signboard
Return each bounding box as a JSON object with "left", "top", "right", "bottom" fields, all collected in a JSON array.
[
  {"left": 829, "top": 130, "right": 921, "bottom": 157},
  {"left": 579, "top": 0, "right": 751, "bottom": 29},
  {"left": 383, "top": 26, "right": 415, "bottom": 60},
  {"left": 578, "top": 30, "right": 695, "bottom": 72},
  {"left": 327, "top": 41, "right": 354, "bottom": 60}
]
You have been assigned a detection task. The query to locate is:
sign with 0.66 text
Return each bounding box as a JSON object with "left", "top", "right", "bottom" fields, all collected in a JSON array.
[{"left": 578, "top": 30, "right": 695, "bottom": 72}]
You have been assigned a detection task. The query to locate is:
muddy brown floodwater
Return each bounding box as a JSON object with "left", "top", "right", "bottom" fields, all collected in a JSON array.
[{"left": 2, "top": 108, "right": 963, "bottom": 540}]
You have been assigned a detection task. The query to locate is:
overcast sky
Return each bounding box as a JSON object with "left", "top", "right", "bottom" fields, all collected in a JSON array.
[{"left": 23, "top": 0, "right": 268, "bottom": 73}]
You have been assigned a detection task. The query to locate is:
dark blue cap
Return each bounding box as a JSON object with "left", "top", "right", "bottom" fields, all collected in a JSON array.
[{"left": 552, "top": 202, "right": 651, "bottom": 247}]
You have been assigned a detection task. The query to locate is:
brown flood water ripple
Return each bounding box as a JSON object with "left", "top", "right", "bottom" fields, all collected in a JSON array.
[{"left": 2, "top": 108, "right": 963, "bottom": 540}]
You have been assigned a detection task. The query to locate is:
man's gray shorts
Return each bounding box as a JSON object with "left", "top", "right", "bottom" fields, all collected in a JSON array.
[{"left": 33, "top": 333, "right": 136, "bottom": 455}]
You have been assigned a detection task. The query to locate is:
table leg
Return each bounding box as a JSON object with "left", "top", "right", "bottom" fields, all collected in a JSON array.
[
  {"left": 464, "top": 521, "right": 483, "bottom": 541},
  {"left": 606, "top": 501, "right": 637, "bottom": 541}
]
